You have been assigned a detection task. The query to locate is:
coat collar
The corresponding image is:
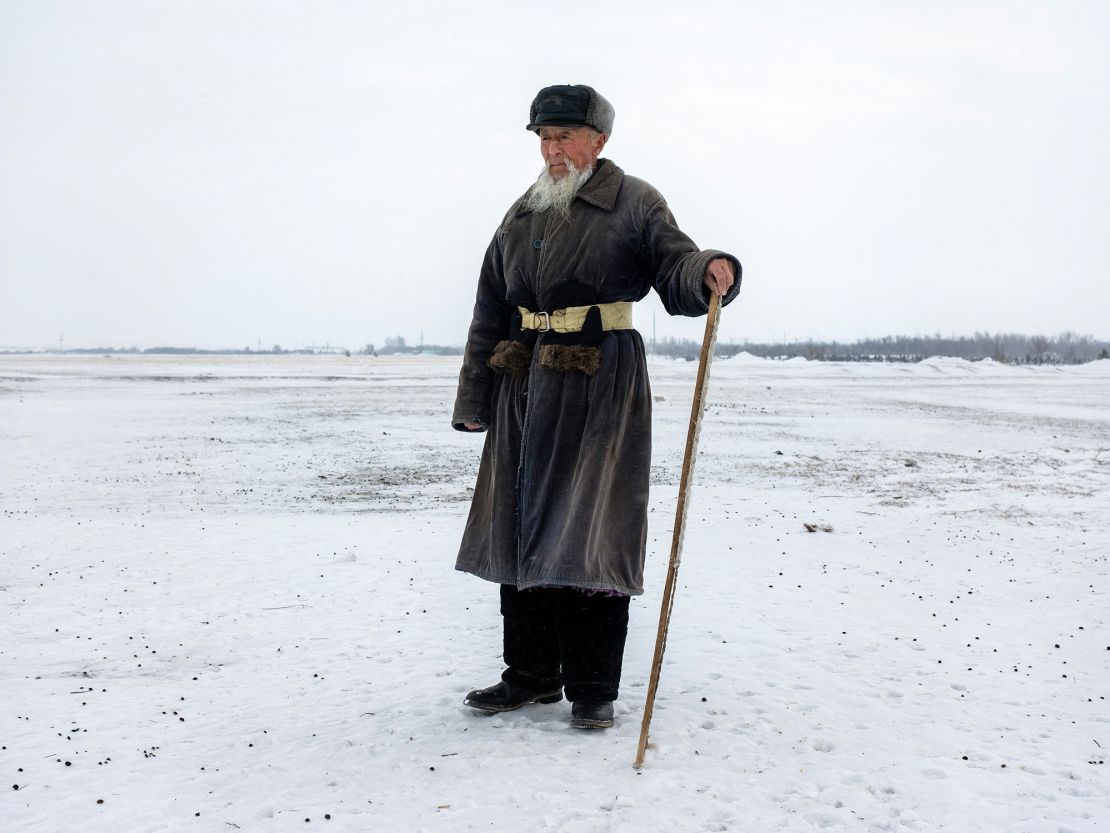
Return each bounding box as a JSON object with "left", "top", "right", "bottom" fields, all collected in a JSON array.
[
  {"left": 514, "top": 158, "right": 624, "bottom": 217},
  {"left": 574, "top": 158, "right": 623, "bottom": 212}
]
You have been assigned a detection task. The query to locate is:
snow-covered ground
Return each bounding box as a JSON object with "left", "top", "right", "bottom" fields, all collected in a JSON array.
[{"left": 2, "top": 354, "right": 1108, "bottom": 833}]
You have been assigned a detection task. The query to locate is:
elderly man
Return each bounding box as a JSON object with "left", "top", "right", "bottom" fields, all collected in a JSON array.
[{"left": 453, "top": 84, "right": 741, "bottom": 729}]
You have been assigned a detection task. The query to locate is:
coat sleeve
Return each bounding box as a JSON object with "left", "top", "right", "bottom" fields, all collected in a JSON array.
[
  {"left": 451, "top": 229, "right": 513, "bottom": 431},
  {"left": 639, "top": 197, "right": 742, "bottom": 317}
]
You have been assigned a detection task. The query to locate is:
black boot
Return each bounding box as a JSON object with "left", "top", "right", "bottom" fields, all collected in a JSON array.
[
  {"left": 570, "top": 699, "right": 614, "bottom": 729},
  {"left": 463, "top": 679, "right": 563, "bottom": 713}
]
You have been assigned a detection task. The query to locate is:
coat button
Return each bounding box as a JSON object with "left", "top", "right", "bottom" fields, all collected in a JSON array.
[{"left": 533, "top": 239, "right": 543, "bottom": 250}]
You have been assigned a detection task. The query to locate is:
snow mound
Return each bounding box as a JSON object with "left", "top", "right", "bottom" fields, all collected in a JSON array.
[
  {"left": 1073, "top": 357, "right": 1110, "bottom": 375},
  {"left": 919, "top": 356, "right": 974, "bottom": 367},
  {"left": 784, "top": 355, "right": 810, "bottom": 363},
  {"left": 728, "top": 351, "right": 766, "bottom": 363}
]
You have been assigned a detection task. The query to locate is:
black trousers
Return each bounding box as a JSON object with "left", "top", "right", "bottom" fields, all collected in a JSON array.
[{"left": 500, "top": 584, "right": 630, "bottom": 703}]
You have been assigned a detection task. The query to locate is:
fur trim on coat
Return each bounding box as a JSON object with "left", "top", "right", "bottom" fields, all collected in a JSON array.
[
  {"left": 539, "top": 344, "right": 601, "bottom": 376},
  {"left": 488, "top": 340, "right": 533, "bottom": 377}
]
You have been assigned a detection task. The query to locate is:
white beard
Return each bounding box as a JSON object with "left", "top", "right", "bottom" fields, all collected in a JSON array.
[{"left": 523, "top": 159, "right": 594, "bottom": 216}]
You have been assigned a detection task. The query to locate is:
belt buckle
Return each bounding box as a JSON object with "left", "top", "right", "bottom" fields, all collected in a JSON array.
[{"left": 536, "top": 311, "right": 551, "bottom": 332}]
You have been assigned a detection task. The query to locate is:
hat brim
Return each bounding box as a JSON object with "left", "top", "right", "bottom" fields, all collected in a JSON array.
[{"left": 526, "top": 119, "right": 591, "bottom": 132}]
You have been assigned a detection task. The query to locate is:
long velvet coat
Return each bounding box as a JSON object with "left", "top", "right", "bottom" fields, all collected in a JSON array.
[{"left": 452, "top": 158, "right": 741, "bottom": 595}]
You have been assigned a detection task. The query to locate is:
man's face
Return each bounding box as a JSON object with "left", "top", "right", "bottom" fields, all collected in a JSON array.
[{"left": 538, "top": 126, "right": 607, "bottom": 178}]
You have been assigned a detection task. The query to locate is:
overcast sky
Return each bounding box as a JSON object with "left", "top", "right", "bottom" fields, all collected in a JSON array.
[{"left": 2, "top": 0, "right": 1107, "bottom": 350}]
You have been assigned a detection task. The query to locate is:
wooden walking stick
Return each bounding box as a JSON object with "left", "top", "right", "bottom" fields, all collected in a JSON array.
[{"left": 634, "top": 291, "right": 722, "bottom": 770}]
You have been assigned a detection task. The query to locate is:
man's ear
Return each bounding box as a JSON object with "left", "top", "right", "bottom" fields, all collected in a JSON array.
[{"left": 595, "top": 132, "right": 608, "bottom": 154}]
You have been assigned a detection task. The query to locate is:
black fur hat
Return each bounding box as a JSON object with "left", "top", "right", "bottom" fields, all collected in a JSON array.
[{"left": 526, "top": 84, "right": 615, "bottom": 137}]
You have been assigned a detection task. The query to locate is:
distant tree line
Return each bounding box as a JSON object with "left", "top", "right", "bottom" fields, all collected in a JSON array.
[
  {"left": 11, "top": 331, "right": 1106, "bottom": 364},
  {"left": 372, "top": 336, "right": 463, "bottom": 356},
  {"left": 58, "top": 345, "right": 325, "bottom": 356},
  {"left": 650, "top": 331, "right": 1110, "bottom": 364},
  {"left": 31, "top": 341, "right": 461, "bottom": 357}
]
